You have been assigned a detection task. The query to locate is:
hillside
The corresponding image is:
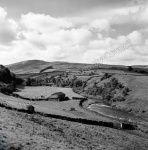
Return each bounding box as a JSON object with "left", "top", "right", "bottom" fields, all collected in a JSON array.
[
  {"left": 7, "top": 60, "right": 88, "bottom": 74},
  {"left": 113, "top": 74, "right": 148, "bottom": 117},
  {"left": 1, "top": 107, "right": 148, "bottom": 150},
  {"left": 7, "top": 60, "right": 148, "bottom": 75}
]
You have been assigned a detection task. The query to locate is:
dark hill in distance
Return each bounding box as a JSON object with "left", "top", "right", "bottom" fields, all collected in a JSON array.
[
  {"left": 6, "top": 60, "right": 89, "bottom": 74},
  {"left": 6, "top": 60, "right": 148, "bottom": 74}
]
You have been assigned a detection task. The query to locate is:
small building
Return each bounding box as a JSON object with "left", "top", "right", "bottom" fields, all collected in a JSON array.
[
  {"left": 26, "top": 105, "right": 35, "bottom": 114},
  {"left": 48, "top": 92, "right": 66, "bottom": 101}
]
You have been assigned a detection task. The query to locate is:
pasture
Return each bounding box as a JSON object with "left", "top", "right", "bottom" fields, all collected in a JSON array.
[{"left": 14, "top": 86, "right": 84, "bottom": 100}]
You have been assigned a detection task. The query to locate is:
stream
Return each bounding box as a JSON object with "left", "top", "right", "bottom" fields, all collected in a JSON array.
[{"left": 87, "top": 102, "right": 145, "bottom": 124}]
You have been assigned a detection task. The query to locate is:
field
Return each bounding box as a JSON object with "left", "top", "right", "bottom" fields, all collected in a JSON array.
[
  {"left": 1, "top": 107, "right": 148, "bottom": 150},
  {"left": 113, "top": 74, "right": 148, "bottom": 118},
  {"left": 0, "top": 89, "right": 110, "bottom": 122},
  {"left": 14, "top": 86, "right": 84, "bottom": 100}
]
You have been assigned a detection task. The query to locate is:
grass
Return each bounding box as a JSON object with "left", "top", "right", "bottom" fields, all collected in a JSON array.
[
  {"left": 14, "top": 86, "right": 84, "bottom": 100},
  {"left": 108, "top": 75, "right": 148, "bottom": 117},
  {"left": 1, "top": 107, "right": 148, "bottom": 150},
  {"left": 0, "top": 88, "right": 110, "bottom": 122}
]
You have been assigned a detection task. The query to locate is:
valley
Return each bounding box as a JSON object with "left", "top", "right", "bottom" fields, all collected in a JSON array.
[{"left": 0, "top": 60, "right": 148, "bottom": 149}]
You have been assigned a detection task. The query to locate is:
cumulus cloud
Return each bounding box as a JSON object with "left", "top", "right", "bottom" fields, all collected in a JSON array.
[
  {"left": 82, "top": 29, "right": 147, "bottom": 65},
  {"left": 0, "top": 3, "right": 148, "bottom": 66},
  {"left": 111, "top": 3, "right": 148, "bottom": 25},
  {"left": 89, "top": 19, "right": 111, "bottom": 32},
  {"left": 127, "top": 30, "right": 143, "bottom": 45},
  {"left": 0, "top": 9, "right": 92, "bottom": 64},
  {"left": 20, "top": 13, "right": 73, "bottom": 32},
  {"left": 0, "top": 7, "right": 7, "bottom": 21},
  {"left": 0, "top": 7, "right": 18, "bottom": 44}
]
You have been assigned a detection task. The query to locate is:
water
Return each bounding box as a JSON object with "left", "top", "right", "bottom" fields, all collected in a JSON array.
[{"left": 88, "top": 103, "right": 144, "bottom": 123}]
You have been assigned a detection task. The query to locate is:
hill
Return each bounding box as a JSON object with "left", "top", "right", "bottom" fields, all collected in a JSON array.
[
  {"left": 7, "top": 60, "right": 148, "bottom": 75},
  {"left": 7, "top": 60, "right": 88, "bottom": 74}
]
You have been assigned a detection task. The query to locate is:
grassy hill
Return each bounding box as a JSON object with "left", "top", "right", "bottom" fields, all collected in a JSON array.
[
  {"left": 113, "top": 74, "right": 148, "bottom": 117},
  {"left": 7, "top": 60, "right": 148, "bottom": 74},
  {"left": 7, "top": 60, "right": 88, "bottom": 74}
]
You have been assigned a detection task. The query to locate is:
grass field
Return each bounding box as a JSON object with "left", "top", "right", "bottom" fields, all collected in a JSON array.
[
  {"left": 1, "top": 107, "right": 148, "bottom": 150},
  {"left": 0, "top": 89, "right": 112, "bottom": 122},
  {"left": 14, "top": 86, "right": 84, "bottom": 100},
  {"left": 112, "top": 74, "right": 148, "bottom": 117}
]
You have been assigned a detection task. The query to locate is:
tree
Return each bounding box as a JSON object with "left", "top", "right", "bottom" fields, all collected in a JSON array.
[
  {"left": 25, "top": 78, "right": 31, "bottom": 86},
  {"left": 122, "top": 87, "right": 129, "bottom": 96},
  {"left": 93, "top": 82, "right": 97, "bottom": 88},
  {"left": 0, "top": 65, "right": 13, "bottom": 83},
  {"left": 73, "top": 79, "right": 83, "bottom": 87},
  {"left": 128, "top": 66, "right": 133, "bottom": 71},
  {"left": 0, "top": 84, "right": 15, "bottom": 94}
]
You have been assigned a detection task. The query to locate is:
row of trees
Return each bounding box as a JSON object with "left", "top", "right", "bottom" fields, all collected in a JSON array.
[
  {"left": 25, "top": 74, "right": 84, "bottom": 89},
  {"left": 128, "top": 66, "right": 148, "bottom": 74},
  {"left": 100, "top": 73, "right": 112, "bottom": 81}
]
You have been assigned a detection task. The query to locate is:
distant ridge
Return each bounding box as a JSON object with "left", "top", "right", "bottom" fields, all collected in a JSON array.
[
  {"left": 6, "top": 60, "right": 88, "bottom": 74},
  {"left": 6, "top": 60, "right": 148, "bottom": 74}
]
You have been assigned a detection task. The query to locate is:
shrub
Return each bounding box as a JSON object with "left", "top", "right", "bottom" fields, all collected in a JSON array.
[
  {"left": 113, "top": 96, "right": 125, "bottom": 102},
  {"left": 0, "top": 65, "right": 12, "bottom": 84},
  {"left": 86, "top": 77, "right": 128, "bottom": 104},
  {"left": 122, "top": 87, "right": 129, "bottom": 96},
  {"left": 101, "top": 73, "right": 112, "bottom": 81},
  {"left": 128, "top": 66, "right": 133, "bottom": 71},
  {"left": 0, "top": 84, "right": 16, "bottom": 94},
  {"left": 25, "top": 78, "right": 31, "bottom": 86}
]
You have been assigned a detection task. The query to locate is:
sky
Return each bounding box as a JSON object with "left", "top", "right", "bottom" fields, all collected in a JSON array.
[{"left": 0, "top": 0, "right": 148, "bottom": 65}]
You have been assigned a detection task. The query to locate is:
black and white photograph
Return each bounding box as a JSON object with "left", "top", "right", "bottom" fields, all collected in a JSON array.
[{"left": 0, "top": 0, "right": 148, "bottom": 149}]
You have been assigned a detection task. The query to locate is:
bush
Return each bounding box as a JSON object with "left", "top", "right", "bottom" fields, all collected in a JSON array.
[
  {"left": 86, "top": 77, "right": 128, "bottom": 104},
  {"left": 122, "top": 87, "right": 129, "bottom": 96},
  {"left": 0, "top": 84, "right": 16, "bottom": 94},
  {"left": 0, "top": 65, "right": 12, "bottom": 84},
  {"left": 25, "top": 78, "right": 31, "bottom": 86},
  {"left": 113, "top": 96, "right": 125, "bottom": 102},
  {"left": 14, "top": 78, "right": 24, "bottom": 85},
  {"left": 101, "top": 73, "right": 112, "bottom": 81},
  {"left": 128, "top": 66, "right": 133, "bottom": 71}
]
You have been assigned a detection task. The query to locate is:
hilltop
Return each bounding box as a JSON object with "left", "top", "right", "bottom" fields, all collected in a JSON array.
[{"left": 6, "top": 60, "right": 88, "bottom": 74}]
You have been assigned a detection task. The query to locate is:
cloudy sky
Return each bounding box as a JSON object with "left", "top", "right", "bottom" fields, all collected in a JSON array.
[{"left": 0, "top": 0, "right": 148, "bottom": 65}]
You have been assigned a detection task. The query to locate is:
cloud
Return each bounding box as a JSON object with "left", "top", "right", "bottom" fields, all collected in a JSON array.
[
  {"left": 127, "top": 30, "right": 143, "bottom": 45},
  {"left": 19, "top": 13, "right": 92, "bottom": 50},
  {"left": 89, "top": 19, "right": 111, "bottom": 32},
  {"left": 131, "top": 0, "right": 148, "bottom": 5},
  {"left": 0, "top": 10, "right": 92, "bottom": 64},
  {"left": 20, "top": 12, "right": 73, "bottom": 32},
  {"left": 0, "top": 3, "right": 148, "bottom": 66},
  {"left": 111, "top": 3, "right": 148, "bottom": 25},
  {"left": 82, "top": 29, "right": 146, "bottom": 65},
  {"left": 0, "top": 7, "right": 7, "bottom": 21},
  {"left": 0, "top": 7, "right": 18, "bottom": 44}
]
